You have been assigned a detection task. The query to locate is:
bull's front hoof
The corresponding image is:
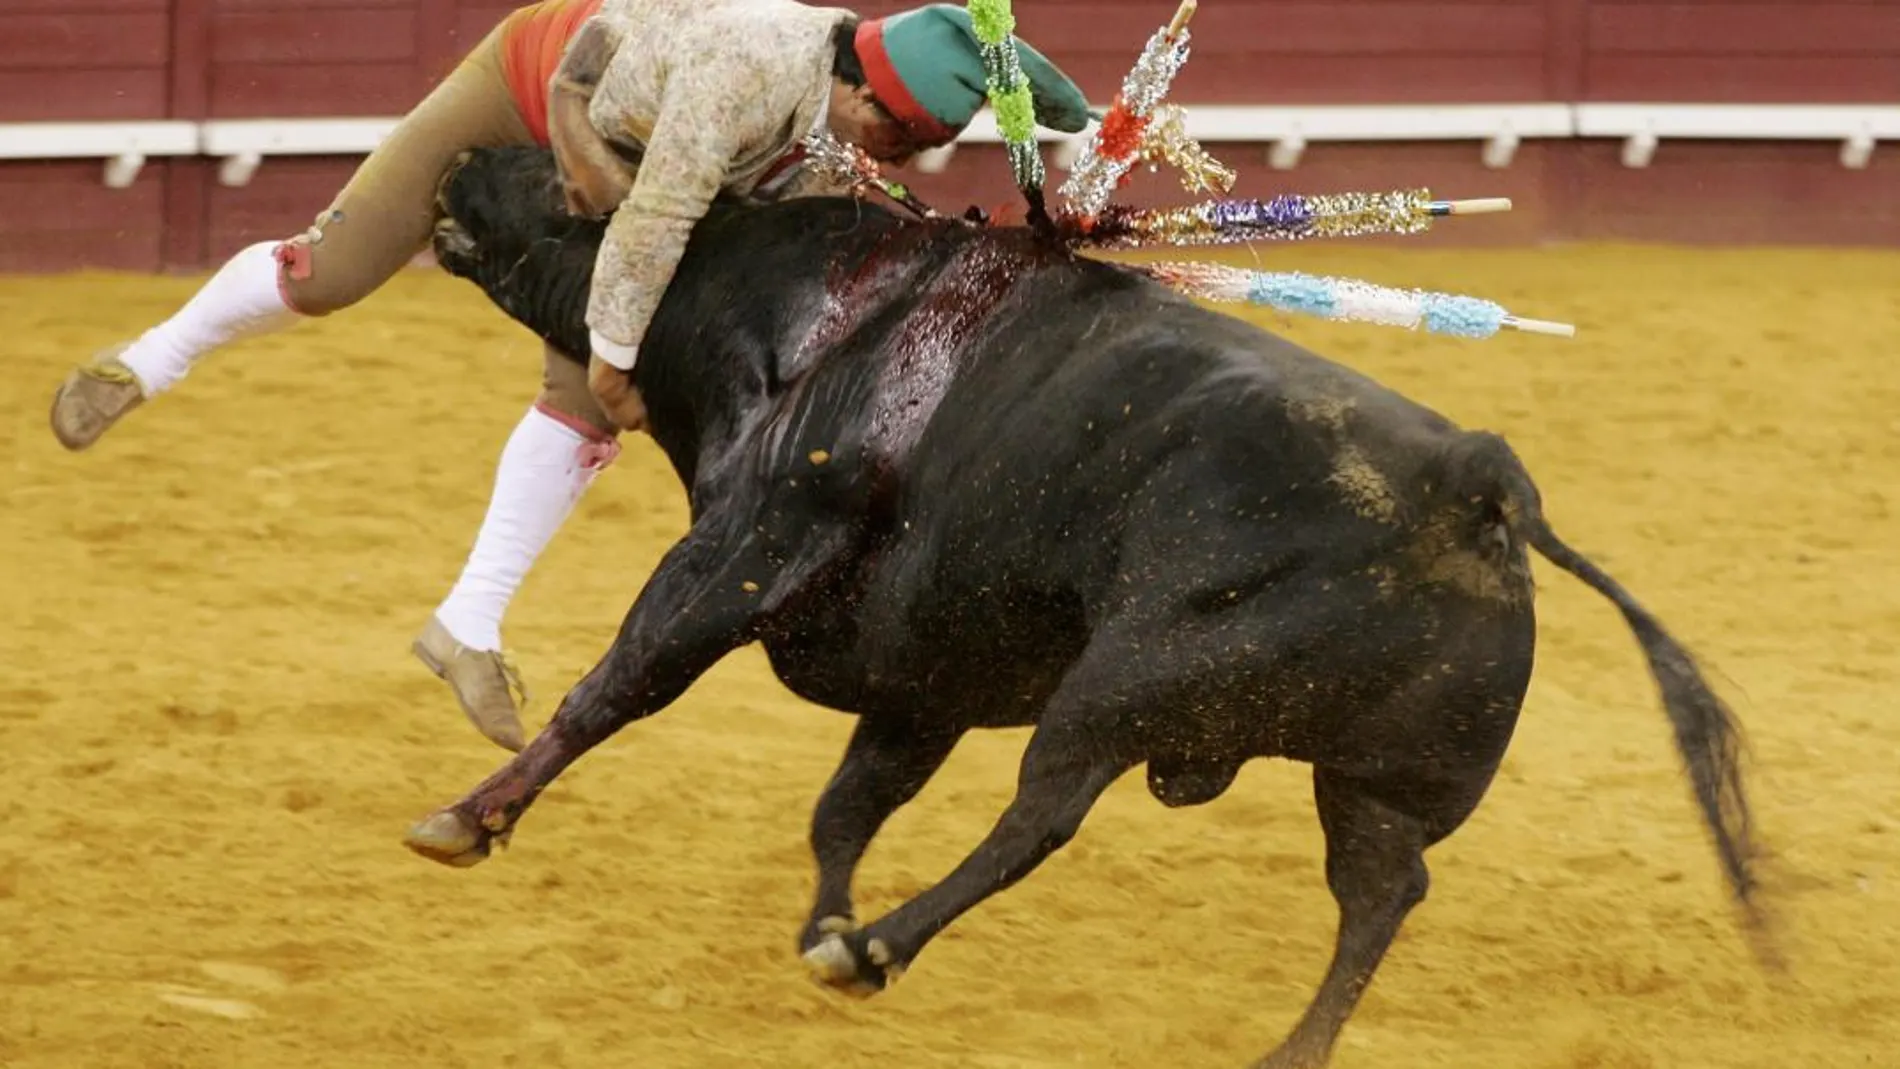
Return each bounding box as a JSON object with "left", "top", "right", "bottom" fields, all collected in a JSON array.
[
  {"left": 402, "top": 809, "right": 497, "bottom": 869},
  {"left": 797, "top": 913, "right": 859, "bottom": 955},
  {"left": 800, "top": 933, "right": 903, "bottom": 999}
]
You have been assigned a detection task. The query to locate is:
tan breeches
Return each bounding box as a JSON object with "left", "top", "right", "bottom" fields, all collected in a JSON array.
[
  {"left": 538, "top": 346, "right": 614, "bottom": 437},
  {"left": 281, "top": 27, "right": 526, "bottom": 317},
  {"left": 278, "top": 25, "right": 613, "bottom": 435}
]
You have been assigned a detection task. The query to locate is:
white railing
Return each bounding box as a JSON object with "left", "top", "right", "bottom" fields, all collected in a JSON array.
[
  {"left": 1572, "top": 104, "right": 1899, "bottom": 170},
  {"left": 1, "top": 104, "right": 1895, "bottom": 188},
  {"left": 0, "top": 120, "right": 200, "bottom": 188},
  {"left": 199, "top": 118, "right": 402, "bottom": 187}
]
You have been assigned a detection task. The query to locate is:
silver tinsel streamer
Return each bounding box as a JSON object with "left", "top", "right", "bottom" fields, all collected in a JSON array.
[
  {"left": 1119, "top": 25, "right": 1191, "bottom": 116},
  {"left": 799, "top": 129, "right": 941, "bottom": 219},
  {"left": 1057, "top": 25, "right": 1194, "bottom": 218},
  {"left": 801, "top": 129, "right": 875, "bottom": 190}
]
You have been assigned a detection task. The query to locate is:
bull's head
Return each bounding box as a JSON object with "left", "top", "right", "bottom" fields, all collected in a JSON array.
[
  {"left": 432, "top": 146, "right": 591, "bottom": 280},
  {"left": 431, "top": 147, "right": 609, "bottom": 361}
]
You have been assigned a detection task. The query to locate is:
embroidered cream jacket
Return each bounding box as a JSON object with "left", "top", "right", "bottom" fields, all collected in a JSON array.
[{"left": 580, "top": 0, "right": 857, "bottom": 367}]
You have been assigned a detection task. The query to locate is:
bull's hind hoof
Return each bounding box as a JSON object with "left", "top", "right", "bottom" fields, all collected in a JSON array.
[
  {"left": 801, "top": 933, "right": 902, "bottom": 999},
  {"left": 402, "top": 809, "right": 497, "bottom": 868}
]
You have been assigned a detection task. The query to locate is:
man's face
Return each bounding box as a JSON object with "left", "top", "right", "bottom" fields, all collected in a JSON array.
[{"left": 826, "top": 81, "right": 932, "bottom": 167}]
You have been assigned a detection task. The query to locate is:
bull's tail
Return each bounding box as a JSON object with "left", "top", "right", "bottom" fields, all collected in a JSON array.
[{"left": 1441, "top": 431, "right": 1781, "bottom": 969}]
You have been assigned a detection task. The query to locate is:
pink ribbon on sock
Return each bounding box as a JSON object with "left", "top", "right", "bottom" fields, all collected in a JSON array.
[
  {"left": 534, "top": 401, "right": 622, "bottom": 472},
  {"left": 576, "top": 437, "right": 621, "bottom": 471}
]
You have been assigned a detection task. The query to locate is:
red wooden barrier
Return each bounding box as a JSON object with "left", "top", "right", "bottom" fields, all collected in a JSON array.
[
  {"left": 1584, "top": 1, "right": 1900, "bottom": 102},
  {"left": 0, "top": 0, "right": 1895, "bottom": 272}
]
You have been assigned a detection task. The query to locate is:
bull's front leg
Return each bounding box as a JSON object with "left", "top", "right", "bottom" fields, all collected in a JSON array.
[
  {"left": 799, "top": 716, "right": 963, "bottom": 957},
  {"left": 403, "top": 515, "right": 813, "bottom": 867},
  {"left": 802, "top": 711, "right": 1134, "bottom": 995}
]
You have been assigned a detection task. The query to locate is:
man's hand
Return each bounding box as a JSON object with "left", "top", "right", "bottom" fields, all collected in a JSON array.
[{"left": 588, "top": 354, "right": 648, "bottom": 433}]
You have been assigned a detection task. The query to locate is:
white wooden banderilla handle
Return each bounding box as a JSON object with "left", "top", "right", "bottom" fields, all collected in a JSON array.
[
  {"left": 1166, "top": 0, "right": 1198, "bottom": 39},
  {"left": 1438, "top": 198, "right": 1513, "bottom": 216}
]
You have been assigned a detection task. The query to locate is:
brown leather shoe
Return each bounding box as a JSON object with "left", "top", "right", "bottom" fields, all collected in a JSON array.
[
  {"left": 412, "top": 616, "right": 528, "bottom": 752},
  {"left": 50, "top": 345, "right": 145, "bottom": 451}
]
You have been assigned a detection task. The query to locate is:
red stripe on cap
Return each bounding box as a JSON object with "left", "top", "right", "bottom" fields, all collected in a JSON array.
[{"left": 854, "top": 18, "right": 959, "bottom": 147}]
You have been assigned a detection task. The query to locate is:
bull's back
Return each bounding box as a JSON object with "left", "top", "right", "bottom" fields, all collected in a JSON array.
[
  {"left": 640, "top": 200, "right": 1514, "bottom": 724},
  {"left": 891, "top": 258, "right": 1464, "bottom": 573},
  {"left": 811, "top": 255, "right": 1483, "bottom": 719}
]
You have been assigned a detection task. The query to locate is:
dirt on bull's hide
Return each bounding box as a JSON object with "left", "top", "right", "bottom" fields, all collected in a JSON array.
[
  {"left": 3, "top": 243, "right": 1897, "bottom": 1068},
  {"left": 1286, "top": 394, "right": 1405, "bottom": 526}
]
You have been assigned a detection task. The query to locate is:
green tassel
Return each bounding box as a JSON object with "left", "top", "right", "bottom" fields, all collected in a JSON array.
[
  {"left": 993, "top": 84, "right": 1037, "bottom": 145},
  {"left": 967, "top": 0, "right": 1015, "bottom": 43}
]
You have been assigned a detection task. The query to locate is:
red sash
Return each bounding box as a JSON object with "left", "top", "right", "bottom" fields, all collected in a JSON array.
[{"left": 499, "top": 0, "right": 606, "bottom": 146}]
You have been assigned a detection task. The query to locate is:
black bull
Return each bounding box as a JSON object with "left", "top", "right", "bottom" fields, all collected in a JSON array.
[{"left": 405, "top": 146, "right": 1774, "bottom": 1067}]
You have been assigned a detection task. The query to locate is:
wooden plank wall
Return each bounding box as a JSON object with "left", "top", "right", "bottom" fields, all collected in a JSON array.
[
  {"left": 0, "top": 0, "right": 172, "bottom": 271},
  {"left": 886, "top": 0, "right": 1556, "bottom": 104},
  {"left": 0, "top": 0, "right": 172, "bottom": 121},
  {"left": 1583, "top": 0, "right": 1900, "bottom": 102},
  {"left": 0, "top": 0, "right": 1895, "bottom": 273},
  {"left": 1572, "top": 0, "right": 1900, "bottom": 244}
]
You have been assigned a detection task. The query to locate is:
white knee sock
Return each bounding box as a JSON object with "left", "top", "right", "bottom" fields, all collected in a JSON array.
[
  {"left": 433, "top": 406, "right": 609, "bottom": 652},
  {"left": 119, "top": 241, "right": 301, "bottom": 396}
]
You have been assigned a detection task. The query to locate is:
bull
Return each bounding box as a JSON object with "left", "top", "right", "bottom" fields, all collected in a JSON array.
[{"left": 403, "top": 145, "right": 1774, "bottom": 1068}]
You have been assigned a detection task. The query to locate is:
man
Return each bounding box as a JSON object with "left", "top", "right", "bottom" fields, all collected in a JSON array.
[{"left": 48, "top": 0, "right": 1092, "bottom": 751}]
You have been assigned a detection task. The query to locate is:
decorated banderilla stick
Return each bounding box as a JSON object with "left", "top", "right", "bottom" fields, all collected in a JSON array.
[
  {"left": 1058, "top": 0, "right": 1232, "bottom": 221},
  {"left": 1142, "top": 260, "right": 1577, "bottom": 340},
  {"left": 800, "top": 130, "right": 945, "bottom": 221},
  {"left": 967, "top": 0, "right": 1045, "bottom": 198},
  {"left": 1070, "top": 189, "right": 1513, "bottom": 248}
]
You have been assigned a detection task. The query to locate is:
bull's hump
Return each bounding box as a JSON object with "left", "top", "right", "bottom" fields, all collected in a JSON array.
[
  {"left": 762, "top": 226, "right": 1049, "bottom": 517},
  {"left": 785, "top": 223, "right": 936, "bottom": 377}
]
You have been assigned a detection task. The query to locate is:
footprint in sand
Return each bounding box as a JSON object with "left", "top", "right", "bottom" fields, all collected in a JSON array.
[
  {"left": 154, "top": 987, "right": 263, "bottom": 1020},
  {"left": 152, "top": 961, "right": 290, "bottom": 1020}
]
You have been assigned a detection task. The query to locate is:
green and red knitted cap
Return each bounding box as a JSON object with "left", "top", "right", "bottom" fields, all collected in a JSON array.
[{"left": 854, "top": 4, "right": 1092, "bottom": 146}]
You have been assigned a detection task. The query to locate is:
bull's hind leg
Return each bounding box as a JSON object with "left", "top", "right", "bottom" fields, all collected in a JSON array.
[
  {"left": 802, "top": 704, "right": 1134, "bottom": 995},
  {"left": 404, "top": 515, "right": 853, "bottom": 867},
  {"left": 800, "top": 716, "right": 963, "bottom": 955},
  {"left": 1253, "top": 768, "right": 1479, "bottom": 1069}
]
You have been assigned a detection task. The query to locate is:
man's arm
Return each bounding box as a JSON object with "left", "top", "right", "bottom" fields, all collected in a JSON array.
[
  {"left": 548, "top": 18, "right": 633, "bottom": 217},
  {"left": 584, "top": 75, "right": 758, "bottom": 369},
  {"left": 583, "top": 54, "right": 786, "bottom": 424}
]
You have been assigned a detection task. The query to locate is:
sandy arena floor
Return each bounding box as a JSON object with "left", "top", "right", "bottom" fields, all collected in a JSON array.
[{"left": 2, "top": 241, "right": 1897, "bottom": 1069}]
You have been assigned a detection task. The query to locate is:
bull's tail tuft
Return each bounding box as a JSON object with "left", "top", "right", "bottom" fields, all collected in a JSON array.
[{"left": 1445, "top": 431, "right": 1782, "bottom": 971}]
